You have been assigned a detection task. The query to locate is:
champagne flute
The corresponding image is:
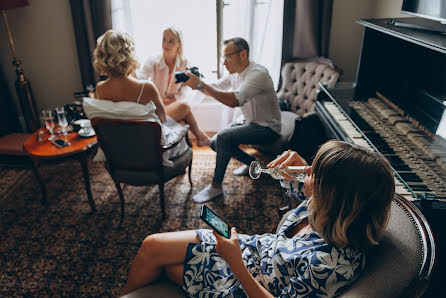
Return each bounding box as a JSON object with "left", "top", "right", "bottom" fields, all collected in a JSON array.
[
  {"left": 56, "top": 106, "right": 68, "bottom": 135},
  {"left": 248, "top": 161, "right": 307, "bottom": 182},
  {"left": 249, "top": 161, "right": 308, "bottom": 197},
  {"left": 42, "top": 109, "right": 55, "bottom": 140}
]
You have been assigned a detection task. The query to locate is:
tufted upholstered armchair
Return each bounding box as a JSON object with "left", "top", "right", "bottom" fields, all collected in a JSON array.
[
  {"left": 256, "top": 59, "right": 339, "bottom": 156},
  {"left": 277, "top": 59, "right": 339, "bottom": 117}
]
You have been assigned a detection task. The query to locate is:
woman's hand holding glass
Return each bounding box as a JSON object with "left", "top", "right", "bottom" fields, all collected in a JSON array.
[{"left": 267, "top": 150, "right": 308, "bottom": 181}]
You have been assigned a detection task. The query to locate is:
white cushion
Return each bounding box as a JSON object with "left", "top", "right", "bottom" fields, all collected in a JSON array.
[
  {"left": 83, "top": 97, "right": 160, "bottom": 121},
  {"left": 280, "top": 111, "right": 299, "bottom": 142},
  {"left": 233, "top": 111, "right": 298, "bottom": 143}
]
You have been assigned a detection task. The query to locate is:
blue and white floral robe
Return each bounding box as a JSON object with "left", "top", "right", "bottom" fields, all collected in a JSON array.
[{"left": 182, "top": 198, "right": 365, "bottom": 297}]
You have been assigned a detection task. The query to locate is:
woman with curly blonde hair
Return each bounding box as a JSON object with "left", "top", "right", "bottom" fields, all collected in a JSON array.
[
  {"left": 92, "top": 30, "right": 165, "bottom": 120},
  {"left": 121, "top": 140, "right": 395, "bottom": 297},
  {"left": 85, "top": 30, "right": 190, "bottom": 165}
]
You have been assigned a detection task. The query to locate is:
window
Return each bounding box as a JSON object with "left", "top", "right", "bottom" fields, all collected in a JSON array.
[
  {"left": 112, "top": 0, "right": 217, "bottom": 80},
  {"left": 111, "top": 0, "right": 284, "bottom": 131},
  {"left": 222, "top": 0, "right": 283, "bottom": 87},
  {"left": 112, "top": 0, "right": 283, "bottom": 85}
]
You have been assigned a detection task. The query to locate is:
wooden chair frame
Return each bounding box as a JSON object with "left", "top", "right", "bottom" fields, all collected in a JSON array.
[{"left": 92, "top": 118, "right": 193, "bottom": 224}]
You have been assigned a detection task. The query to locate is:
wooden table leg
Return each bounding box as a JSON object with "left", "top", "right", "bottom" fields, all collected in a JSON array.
[
  {"left": 30, "top": 157, "right": 47, "bottom": 205},
  {"left": 78, "top": 152, "right": 96, "bottom": 212}
]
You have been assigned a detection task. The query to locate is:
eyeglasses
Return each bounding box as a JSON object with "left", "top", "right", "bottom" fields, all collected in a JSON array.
[{"left": 221, "top": 49, "right": 244, "bottom": 61}]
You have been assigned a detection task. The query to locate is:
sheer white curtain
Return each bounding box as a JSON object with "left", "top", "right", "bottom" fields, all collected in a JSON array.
[
  {"left": 222, "top": 0, "right": 284, "bottom": 125},
  {"left": 111, "top": 0, "right": 217, "bottom": 80},
  {"left": 110, "top": 0, "right": 284, "bottom": 132},
  {"left": 223, "top": 0, "right": 284, "bottom": 88},
  {"left": 111, "top": 0, "right": 224, "bottom": 132}
]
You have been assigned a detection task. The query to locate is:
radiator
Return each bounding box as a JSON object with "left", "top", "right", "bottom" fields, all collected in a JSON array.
[{"left": 191, "top": 101, "right": 235, "bottom": 133}]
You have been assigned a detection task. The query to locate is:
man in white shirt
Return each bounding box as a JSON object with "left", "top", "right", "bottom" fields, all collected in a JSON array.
[{"left": 185, "top": 37, "right": 281, "bottom": 203}]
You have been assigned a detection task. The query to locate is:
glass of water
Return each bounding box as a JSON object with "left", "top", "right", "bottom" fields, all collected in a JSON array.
[
  {"left": 55, "top": 106, "right": 68, "bottom": 135},
  {"left": 42, "top": 109, "right": 55, "bottom": 140}
]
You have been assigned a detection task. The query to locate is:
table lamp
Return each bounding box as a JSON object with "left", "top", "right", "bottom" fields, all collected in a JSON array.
[{"left": 1, "top": 0, "right": 40, "bottom": 132}]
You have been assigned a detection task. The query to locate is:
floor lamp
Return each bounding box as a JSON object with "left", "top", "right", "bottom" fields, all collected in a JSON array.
[{"left": 1, "top": 0, "right": 40, "bottom": 132}]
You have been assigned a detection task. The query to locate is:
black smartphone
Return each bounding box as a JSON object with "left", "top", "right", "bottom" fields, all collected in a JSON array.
[
  {"left": 200, "top": 205, "right": 231, "bottom": 239},
  {"left": 51, "top": 138, "right": 70, "bottom": 148}
]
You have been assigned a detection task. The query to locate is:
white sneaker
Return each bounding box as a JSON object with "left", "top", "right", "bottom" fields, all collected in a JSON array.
[
  {"left": 193, "top": 184, "right": 223, "bottom": 203},
  {"left": 233, "top": 164, "right": 249, "bottom": 176}
]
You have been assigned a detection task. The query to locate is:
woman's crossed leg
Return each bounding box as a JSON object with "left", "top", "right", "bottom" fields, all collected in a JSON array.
[{"left": 121, "top": 230, "right": 199, "bottom": 296}]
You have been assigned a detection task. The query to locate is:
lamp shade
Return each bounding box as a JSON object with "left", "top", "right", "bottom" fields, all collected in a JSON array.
[{"left": 0, "top": 0, "right": 29, "bottom": 11}]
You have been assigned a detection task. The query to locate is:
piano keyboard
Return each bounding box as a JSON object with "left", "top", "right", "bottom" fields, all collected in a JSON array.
[{"left": 323, "top": 100, "right": 446, "bottom": 201}]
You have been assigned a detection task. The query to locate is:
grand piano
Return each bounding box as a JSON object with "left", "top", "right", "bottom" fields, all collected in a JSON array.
[{"left": 316, "top": 18, "right": 446, "bottom": 204}]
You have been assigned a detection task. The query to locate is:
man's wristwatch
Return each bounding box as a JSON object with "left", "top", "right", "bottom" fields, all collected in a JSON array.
[{"left": 196, "top": 79, "right": 204, "bottom": 91}]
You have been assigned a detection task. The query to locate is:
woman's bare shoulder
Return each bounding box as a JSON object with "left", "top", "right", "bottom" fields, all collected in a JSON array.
[
  {"left": 132, "top": 78, "right": 157, "bottom": 91},
  {"left": 143, "top": 81, "right": 159, "bottom": 97},
  {"left": 95, "top": 80, "right": 108, "bottom": 98},
  {"left": 95, "top": 80, "right": 107, "bottom": 90},
  {"left": 130, "top": 79, "right": 159, "bottom": 104},
  {"left": 96, "top": 80, "right": 105, "bottom": 87}
]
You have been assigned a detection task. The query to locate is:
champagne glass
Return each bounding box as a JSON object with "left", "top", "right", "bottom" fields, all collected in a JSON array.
[
  {"left": 56, "top": 106, "right": 68, "bottom": 135},
  {"left": 249, "top": 161, "right": 307, "bottom": 182},
  {"left": 42, "top": 109, "right": 55, "bottom": 140}
]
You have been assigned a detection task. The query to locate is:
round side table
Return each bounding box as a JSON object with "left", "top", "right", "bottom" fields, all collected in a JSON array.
[{"left": 24, "top": 128, "right": 98, "bottom": 211}]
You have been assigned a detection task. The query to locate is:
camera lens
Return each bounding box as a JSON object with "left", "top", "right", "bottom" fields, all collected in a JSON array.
[{"left": 174, "top": 72, "right": 189, "bottom": 83}]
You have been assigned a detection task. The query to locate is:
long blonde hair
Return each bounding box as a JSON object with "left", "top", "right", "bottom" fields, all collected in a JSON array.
[
  {"left": 308, "top": 141, "right": 394, "bottom": 249},
  {"left": 93, "top": 29, "right": 139, "bottom": 77},
  {"left": 164, "top": 27, "right": 184, "bottom": 64}
]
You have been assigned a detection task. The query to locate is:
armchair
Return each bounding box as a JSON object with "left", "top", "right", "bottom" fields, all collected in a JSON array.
[
  {"left": 0, "top": 133, "right": 47, "bottom": 203},
  {"left": 258, "top": 58, "right": 340, "bottom": 156},
  {"left": 122, "top": 194, "right": 435, "bottom": 297},
  {"left": 91, "top": 118, "right": 193, "bottom": 223},
  {"left": 277, "top": 58, "right": 339, "bottom": 117}
]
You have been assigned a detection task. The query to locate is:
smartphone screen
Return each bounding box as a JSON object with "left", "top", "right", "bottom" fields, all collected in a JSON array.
[
  {"left": 200, "top": 205, "right": 231, "bottom": 239},
  {"left": 51, "top": 139, "right": 69, "bottom": 148}
]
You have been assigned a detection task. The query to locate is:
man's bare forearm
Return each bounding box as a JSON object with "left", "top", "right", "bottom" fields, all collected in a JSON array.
[{"left": 201, "top": 82, "right": 238, "bottom": 108}]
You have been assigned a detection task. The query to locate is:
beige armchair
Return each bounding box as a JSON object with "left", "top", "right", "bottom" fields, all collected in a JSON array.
[{"left": 122, "top": 194, "right": 435, "bottom": 297}]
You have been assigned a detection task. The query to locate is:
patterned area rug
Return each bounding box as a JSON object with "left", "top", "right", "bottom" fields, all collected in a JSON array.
[{"left": 0, "top": 148, "right": 294, "bottom": 296}]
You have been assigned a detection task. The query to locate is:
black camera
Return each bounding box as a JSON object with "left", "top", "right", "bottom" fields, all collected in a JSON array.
[{"left": 174, "top": 66, "right": 204, "bottom": 83}]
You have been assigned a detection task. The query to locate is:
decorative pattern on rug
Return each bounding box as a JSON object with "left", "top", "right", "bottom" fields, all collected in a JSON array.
[{"left": 0, "top": 149, "right": 296, "bottom": 296}]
